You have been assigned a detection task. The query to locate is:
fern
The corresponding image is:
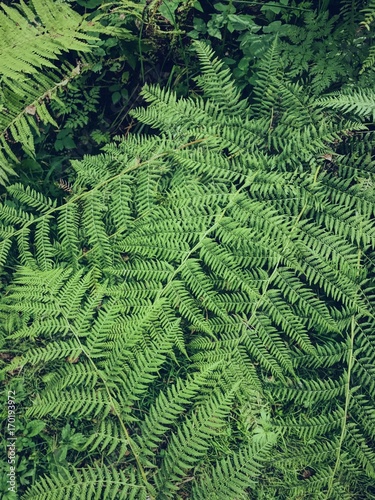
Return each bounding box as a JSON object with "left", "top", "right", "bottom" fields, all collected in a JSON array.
[
  {"left": 191, "top": 437, "right": 277, "bottom": 499},
  {"left": 361, "top": 0, "right": 375, "bottom": 29},
  {"left": 1, "top": 40, "right": 375, "bottom": 498},
  {"left": 0, "top": 0, "right": 123, "bottom": 184},
  {"left": 317, "top": 88, "right": 375, "bottom": 120},
  {"left": 22, "top": 464, "right": 146, "bottom": 500}
]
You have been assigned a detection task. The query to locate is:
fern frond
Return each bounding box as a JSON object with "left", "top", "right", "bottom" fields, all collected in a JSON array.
[
  {"left": 191, "top": 438, "right": 277, "bottom": 499},
  {"left": 360, "top": 0, "right": 375, "bottom": 29},
  {"left": 361, "top": 46, "right": 375, "bottom": 73},
  {"left": 318, "top": 88, "right": 375, "bottom": 120},
  {"left": 154, "top": 387, "right": 237, "bottom": 498},
  {"left": 7, "top": 184, "right": 56, "bottom": 212},
  {"left": 26, "top": 387, "right": 112, "bottom": 419},
  {"left": 83, "top": 419, "right": 129, "bottom": 459},
  {"left": 192, "top": 40, "right": 247, "bottom": 114},
  {"left": 0, "top": 0, "right": 124, "bottom": 183},
  {"left": 0, "top": 39, "right": 375, "bottom": 499},
  {"left": 137, "top": 366, "right": 219, "bottom": 456},
  {"left": 252, "top": 38, "right": 281, "bottom": 118},
  {"left": 22, "top": 464, "right": 146, "bottom": 500}
]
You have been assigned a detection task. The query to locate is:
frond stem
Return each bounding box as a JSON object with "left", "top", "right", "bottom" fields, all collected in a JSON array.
[
  {"left": 325, "top": 314, "right": 356, "bottom": 498},
  {"left": 61, "top": 314, "right": 155, "bottom": 498},
  {"left": 325, "top": 248, "right": 361, "bottom": 498}
]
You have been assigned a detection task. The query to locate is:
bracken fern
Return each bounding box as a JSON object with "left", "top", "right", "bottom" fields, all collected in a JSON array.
[{"left": 1, "top": 40, "right": 375, "bottom": 499}]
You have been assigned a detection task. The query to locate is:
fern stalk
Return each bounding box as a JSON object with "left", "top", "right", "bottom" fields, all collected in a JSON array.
[
  {"left": 325, "top": 250, "right": 361, "bottom": 498},
  {"left": 61, "top": 312, "right": 156, "bottom": 498}
]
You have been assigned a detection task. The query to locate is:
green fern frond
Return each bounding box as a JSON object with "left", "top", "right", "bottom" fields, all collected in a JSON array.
[
  {"left": 318, "top": 88, "right": 375, "bottom": 120},
  {"left": 252, "top": 38, "right": 281, "bottom": 118},
  {"left": 137, "top": 372, "right": 209, "bottom": 458},
  {"left": 276, "top": 407, "right": 343, "bottom": 440},
  {"left": 7, "top": 184, "right": 56, "bottom": 212},
  {"left": 83, "top": 419, "right": 129, "bottom": 459},
  {"left": 154, "top": 387, "right": 238, "bottom": 498},
  {"left": 360, "top": 0, "right": 375, "bottom": 29},
  {"left": 191, "top": 438, "right": 277, "bottom": 499},
  {"left": 192, "top": 40, "right": 247, "bottom": 114},
  {"left": 0, "top": 0, "right": 126, "bottom": 184},
  {"left": 0, "top": 39, "right": 375, "bottom": 499},
  {"left": 0, "top": 1, "right": 98, "bottom": 81},
  {"left": 361, "top": 45, "right": 375, "bottom": 73},
  {"left": 26, "top": 387, "right": 113, "bottom": 419},
  {"left": 22, "top": 464, "right": 146, "bottom": 500}
]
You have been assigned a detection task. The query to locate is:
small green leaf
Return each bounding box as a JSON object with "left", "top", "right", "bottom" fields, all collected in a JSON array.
[
  {"left": 112, "top": 91, "right": 122, "bottom": 104},
  {"left": 25, "top": 420, "right": 46, "bottom": 437},
  {"left": 194, "top": 0, "right": 204, "bottom": 12}
]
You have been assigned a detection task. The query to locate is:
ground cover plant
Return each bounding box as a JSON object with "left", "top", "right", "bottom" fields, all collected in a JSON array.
[{"left": 1, "top": 0, "right": 375, "bottom": 499}]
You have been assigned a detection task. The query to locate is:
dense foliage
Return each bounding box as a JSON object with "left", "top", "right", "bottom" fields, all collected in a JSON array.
[{"left": 1, "top": 0, "right": 375, "bottom": 499}]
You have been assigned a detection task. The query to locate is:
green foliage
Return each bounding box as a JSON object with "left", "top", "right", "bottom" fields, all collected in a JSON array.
[
  {"left": 359, "top": 0, "right": 375, "bottom": 73},
  {"left": 22, "top": 464, "right": 146, "bottom": 500},
  {"left": 189, "top": 0, "right": 375, "bottom": 95},
  {"left": 0, "top": 0, "right": 107, "bottom": 184},
  {"left": 317, "top": 87, "right": 375, "bottom": 120},
  {"left": 1, "top": 39, "right": 375, "bottom": 498},
  {"left": 0, "top": 0, "right": 139, "bottom": 186}
]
